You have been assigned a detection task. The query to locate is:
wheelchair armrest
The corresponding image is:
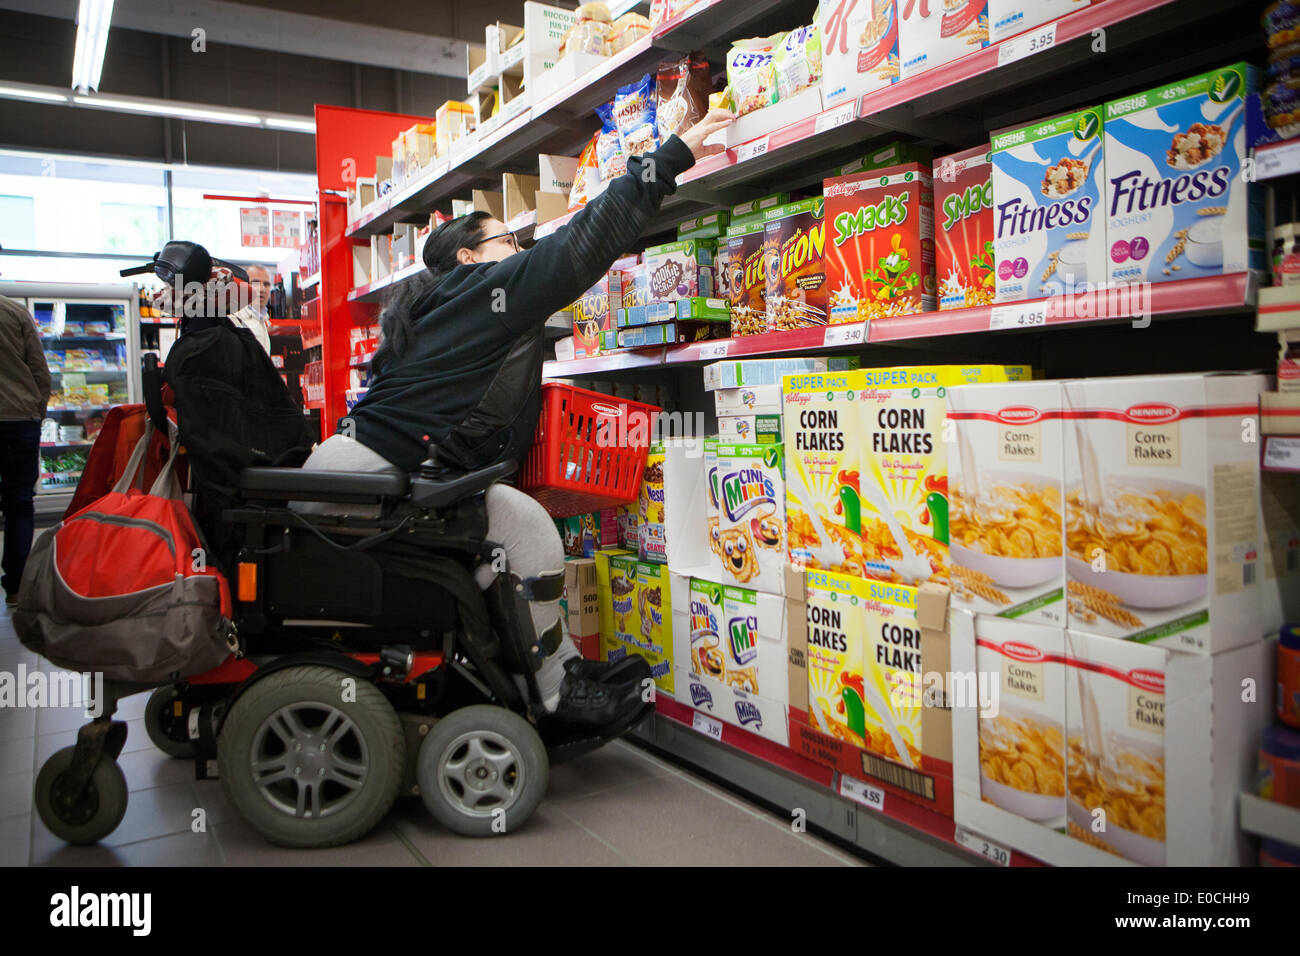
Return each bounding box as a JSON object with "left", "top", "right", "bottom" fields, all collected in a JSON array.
[
  {"left": 408, "top": 460, "right": 516, "bottom": 509},
  {"left": 239, "top": 467, "right": 410, "bottom": 503}
]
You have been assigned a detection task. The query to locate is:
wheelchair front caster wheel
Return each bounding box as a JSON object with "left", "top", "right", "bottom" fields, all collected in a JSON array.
[
  {"left": 418, "top": 705, "right": 548, "bottom": 837},
  {"left": 35, "top": 747, "right": 129, "bottom": 845},
  {"left": 144, "top": 687, "right": 196, "bottom": 759}
]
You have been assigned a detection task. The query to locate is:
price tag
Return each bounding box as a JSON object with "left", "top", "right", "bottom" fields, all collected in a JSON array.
[
  {"left": 1257, "top": 141, "right": 1300, "bottom": 181},
  {"left": 692, "top": 711, "right": 724, "bottom": 741},
  {"left": 839, "top": 774, "right": 885, "bottom": 812},
  {"left": 815, "top": 103, "right": 857, "bottom": 135},
  {"left": 736, "top": 137, "right": 770, "bottom": 164},
  {"left": 1264, "top": 436, "right": 1300, "bottom": 471},
  {"left": 824, "top": 322, "right": 866, "bottom": 347},
  {"left": 989, "top": 301, "right": 1048, "bottom": 331},
  {"left": 997, "top": 21, "right": 1057, "bottom": 67},
  {"left": 954, "top": 825, "right": 1011, "bottom": 866},
  {"left": 698, "top": 341, "right": 729, "bottom": 360}
]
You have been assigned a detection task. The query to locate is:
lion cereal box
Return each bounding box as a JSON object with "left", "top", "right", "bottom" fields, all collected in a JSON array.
[
  {"left": 572, "top": 271, "right": 622, "bottom": 358},
  {"left": 862, "top": 580, "right": 925, "bottom": 767},
  {"left": 947, "top": 380, "right": 1067, "bottom": 626},
  {"left": 784, "top": 370, "right": 865, "bottom": 576},
  {"left": 725, "top": 218, "right": 769, "bottom": 337},
  {"left": 991, "top": 107, "right": 1106, "bottom": 301},
  {"left": 714, "top": 443, "right": 787, "bottom": 595},
  {"left": 934, "top": 145, "right": 996, "bottom": 310},
  {"left": 762, "top": 197, "right": 829, "bottom": 330},
  {"left": 975, "top": 616, "right": 1067, "bottom": 831},
  {"left": 823, "top": 163, "right": 936, "bottom": 323},
  {"left": 1104, "top": 64, "right": 1265, "bottom": 287},
  {"left": 819, "top": 0, "right": 900, "bottom": 108},
  {"left": 1061, "top": 373, "right": 1264, "bottom": 654},
  {"left": 899, "top": 0, "right": 989, "bottom": 80},
  {"left": 806, "top": 569, "right": 870, "bottom": 747}
]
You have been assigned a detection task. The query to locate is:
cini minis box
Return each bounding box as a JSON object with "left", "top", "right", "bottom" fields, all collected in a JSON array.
[
  {"left": 1104, "top": 63, "right": 1265, "bottom": 286},
  {"left": 713, "top": 443, "right": 787, "bottom": 595},
  {"left": 819, "top": 0, "right": 900, "bottom": 108},
  {"left": 934, "top": 145, "right": 996, "bottom": 310},
  {"left": 762, "top": 198, "right": 829, "bottom": 331},
  {"left": 1061, "top": 373, "right": 1264, "bottom": 654},
  {"left": 724, "top": 218, "right": 769, "bottom": 337},
  {"left": 823, "top": 163, "right": 936, "bottom": 323},
  {"left": 784, "top": 371, "right": 865, "bottom": 577},
  {"left": 988, "top": 0, "right": 1092, "bottom": 44},
  {"left": 899, "top": 0, "right": 989, "bottom": 80},
  {"left": 992, "top": 107, "right": 1107, "bottom": 301},
  {"left": 947, "top": 380, "right": 1067, "bottom": 626}
]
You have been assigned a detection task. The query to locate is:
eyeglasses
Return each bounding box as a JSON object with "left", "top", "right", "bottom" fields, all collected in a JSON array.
[{"left": 475, "top": 231, "right": 520, "bottom": 252}]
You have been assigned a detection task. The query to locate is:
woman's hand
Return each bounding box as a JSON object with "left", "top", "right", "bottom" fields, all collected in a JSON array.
[{"left": 678, "top": 107, "right": 736, "bottom": 161}]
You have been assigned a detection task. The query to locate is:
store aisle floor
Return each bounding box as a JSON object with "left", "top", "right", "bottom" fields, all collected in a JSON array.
[{"left": 0, "top": 605, "right": 864, "bottom": 867}]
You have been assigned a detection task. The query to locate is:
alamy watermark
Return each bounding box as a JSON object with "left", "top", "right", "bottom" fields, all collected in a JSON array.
[{"left": 0, "top": 666, "right": 105, "bottom": 717}]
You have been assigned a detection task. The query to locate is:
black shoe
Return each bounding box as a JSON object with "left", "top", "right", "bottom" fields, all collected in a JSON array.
[
  {"left": 564, "top": 654, "right": 652, "bottom": 686},
  {"left": 3, "top": 592, "right": 16, "bottom": 608},
  {"left": 542, "top": 674, "right": 646, "bottom": 734}
]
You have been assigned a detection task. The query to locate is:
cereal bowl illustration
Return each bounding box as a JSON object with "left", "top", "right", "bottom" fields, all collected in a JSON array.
[
  {"left": 950, "top": 470, "right": 1064, "bottom": 591},
  {"left": 979, "top": 705, "right": 1067, "bottom": 822},
  {"left": 1166, "top": 121, "right": 1228, "bottom": 170},
  {"left": 1066, "top": 730, "right": 1165, "bottom": 866}
]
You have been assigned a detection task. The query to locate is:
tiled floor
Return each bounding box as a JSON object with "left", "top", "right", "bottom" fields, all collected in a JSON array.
[{"left": 0, "top": 604, "right": 864, "bottom": 867}]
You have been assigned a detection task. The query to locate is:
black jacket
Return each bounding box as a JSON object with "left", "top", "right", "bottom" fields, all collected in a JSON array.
[{"left": 347, "top": 135, "right": 697, "bottom": 475}]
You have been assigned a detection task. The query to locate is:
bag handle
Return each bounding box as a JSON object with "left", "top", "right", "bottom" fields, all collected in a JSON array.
[
  {"left": 147, "top": 431, "right": 184, "bottom": 499},
  {"left": 111, "top": 422, "right": 156, "bottom": 495}
]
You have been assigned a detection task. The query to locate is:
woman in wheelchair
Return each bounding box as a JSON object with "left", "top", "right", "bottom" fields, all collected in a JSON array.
[{"left": 302, "top": 108, "right": 735, "bottom": 734}]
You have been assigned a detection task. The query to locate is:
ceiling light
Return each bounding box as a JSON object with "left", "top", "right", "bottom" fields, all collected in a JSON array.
[
  {"left": 73, "top": 95, "right": 262, "bottom": 125},
  {"left": 0, "top": 85, "right": 71, "bottom": 104},
  {"left": 72, "top": 0, "right": 115, "bottom": 93},
  {"left": 263, "top": 117, "right": 317, "bottom": 132}
]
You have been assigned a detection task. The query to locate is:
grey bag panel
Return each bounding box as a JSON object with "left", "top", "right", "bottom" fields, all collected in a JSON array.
[{"left": 14, "top": 531, "right": 232, "bottom": 683}]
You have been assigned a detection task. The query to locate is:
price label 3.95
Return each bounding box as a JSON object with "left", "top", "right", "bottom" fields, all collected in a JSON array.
[
  {"left": 692, "top": 711, "right": 724, "bottom": 741},
  {"left": 997, "top": 21, "right": 1058, "bottom": 67}
]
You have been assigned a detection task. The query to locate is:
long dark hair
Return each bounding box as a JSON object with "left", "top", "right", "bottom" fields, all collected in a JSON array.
[{"left": 375, "top": 211, "right": 491, "bottom": 366}]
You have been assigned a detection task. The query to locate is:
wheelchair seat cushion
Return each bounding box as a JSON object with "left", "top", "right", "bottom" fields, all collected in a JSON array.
[{"left": 240, "top": 467, "right": 410, "bottom": 502}]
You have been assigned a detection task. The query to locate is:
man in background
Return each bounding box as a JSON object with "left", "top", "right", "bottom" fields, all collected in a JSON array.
[
  {"left": 229, "top": 263, "right": 273, "bottom": 355},
  {"left": 0, "top": 294, "right": 51, "bottom": 605}
]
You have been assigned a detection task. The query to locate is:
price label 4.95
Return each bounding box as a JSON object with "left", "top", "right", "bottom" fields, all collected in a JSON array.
[
  {"left": 692, "top": 711, "right": 724, "bottom": 742},
  {"left": 989, "top": 301, "right": 1048, "bottom": 331},
  {"left": 839, "top": 774, "right": 885, "bottom": 812}
]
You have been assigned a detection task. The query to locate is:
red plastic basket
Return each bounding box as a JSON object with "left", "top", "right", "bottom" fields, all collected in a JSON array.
[{"left": 520, "top": 382, "right": 660, "bottom": 517}]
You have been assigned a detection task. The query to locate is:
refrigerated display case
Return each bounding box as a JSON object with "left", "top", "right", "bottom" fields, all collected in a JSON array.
[{"left": 0, "top": 282, "right": 140, "bottom": 517}]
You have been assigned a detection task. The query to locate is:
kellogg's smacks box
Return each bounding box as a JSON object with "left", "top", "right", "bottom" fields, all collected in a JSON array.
[
  {"left": 934, "top": 145, "right": 996, "bottom": 310},
  {"left": 823, "top": 163, "right": 936, "bottom": 323},
  {"left": 784, "top": 371, "right": 865, "bottom": 576},
  {"left": 991, "top": 107, "right": 1106, "bottom": 301},
  {"left": 1104, "top": 63, "right": 1264, "bottom": 287}
]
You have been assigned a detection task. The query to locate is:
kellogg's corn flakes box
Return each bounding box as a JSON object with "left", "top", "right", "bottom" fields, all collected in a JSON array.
[
  {"left": 862, "top": 579, "right": 925, "bottom": 767},
  {"left": 975, "top": 616, "right": 1067, "bottom": 831},
  {"left": 714, "top": 443, "right": 787, "bottom": 595},
  {"left": 1104, "top": 63, "right": 1264, "bottom": 287},
  {"left": 934, "top": 145, "right": 996, "bottom": 310},
  {"left": 823, "top": 163, "right": 936, "bottom": 323},
  {"left": 992, "top": 107, "right": 1106, "bottom": 301},
  {"left": 784, "top": 371, "right": 865, "bottom": 576},
  {"left": 1061, "top": 373, "right": 1264, "bottom": 654},
  {"left": 947, "top": 380, "right": 1067, "bottom": 626},
  {"left": 806, "top": 569, "right": 870, "bottom": 746}
]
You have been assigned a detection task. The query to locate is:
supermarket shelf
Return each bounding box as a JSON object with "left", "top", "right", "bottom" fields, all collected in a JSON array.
[
  {"left": 1239, "top": 793, "right": 1300, "bottom": 845},
  {"left": 544, "top": 346, "right": 667, "bottom": 379},
  {"left": 41, "top": 333, "right": 126, "bottom": 341},
  {"left": 348, "top": 261, "right": 424, "bottom": 304},
  {"left": 634, "top": 698, "right": 1043, "bottom": 866},
  {"left": 1254, "top": 138, "right": 1300, "bottom": 181},
  {"left": 301, "top": 271, "right": 321, "bottom": 290},
  {"left": 1263, "top": 435, "right": 1300, "bottom": 473},
  {"left": 41, "top": 441, "right": 93, "bottom": 449}
]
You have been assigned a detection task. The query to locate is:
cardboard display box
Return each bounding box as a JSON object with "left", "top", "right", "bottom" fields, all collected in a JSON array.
[{"left": 563, "top": 557, "right": 600, "bottom": 658}]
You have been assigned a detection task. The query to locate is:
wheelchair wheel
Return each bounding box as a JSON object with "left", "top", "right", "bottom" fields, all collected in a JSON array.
[
  {"left": 35, "top": 747, "right": 129, "bottom": 845},
  {"left": 217, "top": 665, "right": 405, "bottom": 848},
  {"left": 144, "top": 687, "right": 196, "bottom": 759},
  {"left": 417, "top": 705, "right": 548, "bottom": 838}
]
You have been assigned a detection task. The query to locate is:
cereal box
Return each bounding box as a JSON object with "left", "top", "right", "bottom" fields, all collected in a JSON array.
[
  {"left": 615, "top": 503, "right": 639, "bottom": 551},
  {"left": 1104, "top": 63, "right": 1265, "bottom": 286},
  {"left": 717, "top": 414, "right": 782, "bottom": 444},
  {"left": 988, "top": 0, "right": 1091, "bottom": 44},
  {"left": 1061, "top": 373, "right": 1264, "bottom": 654},
  {"left": 704, "top": 356, "right": 860, "bottom": 390},
  {"left": 635, "top": 560, "right": 671, "bottom": 655},
  {"left": 572, "top": 271, "right": 622, "bottom": 358},
  {"left": 933, "top": 145, "right": 996, "bottom": 310},
  {"left": 714, "top": 384, "right": 783, "bottom": 416},
  {"left": 703, "top": 438, "right": 725, "bottom": 581},
  {"left": 637, "top": 443, "right": 666, "bottom": 563},
  {"left": 731, "top": 193, "right": 790, "bottom": 222},
  {"left": 620, "top": 263, "right": 649, "bottom": 310},
  {"left": 687, "top": 578, "right": 727, "bottom": 682},
  {"left": 762, "top": 197, "right": 830, "bottom": 330},
  {"left": 947, "top": 380, "right": 1067, "bottom": 626},
  {"left": 724, "top": 218, "right": 769, "bottom": 337},
  {"left": 838, "top": 141, "right": 933, "bottom": 178},
  {"left": 823, "top": 163, "right": 936, "bottom": 323},
  {"left": 975, "top": 617, "right": 1067, "bottom": 831},
  {"left": 643, "top": 239, "right": 715, "bottom": 304},
  {"left": 859, "top": 365, "right": 1032, "bottom": 587},
  {"left": 1259, "top": 472, "right": 1300, "bottom": 634},
  {"left": 819, "top": 0, "right": 900, "bottom": 108},
  {"left": 606, "top": 552, "right": 640, "bottom": 646},
  {"left": 784, "top": 371, "right": 865, "bottom": 576},
  {"left": 714, "top": 443, "right": 787, "bottom": 595},
  {"left": 806, "top": 569, "right": 869, "bottom": 746},
  {"left": 861, "top": 579, "right": 924, "bottom": 767},
  {"left": 677, "top": 210, "right": 730, "bottom": 241},
  {"left": 899, "top": 0, "right": 989, "bottom": 80},
  {"left": 991, "top": 107, "right": 1106, "bottom": 301}
]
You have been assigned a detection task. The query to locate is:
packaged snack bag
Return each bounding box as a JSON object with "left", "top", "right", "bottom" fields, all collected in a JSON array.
[
  {"left": 614, "top": 73, "right": 659, "bottom": 157},
  {"left": 656, "top": 54, "right": 711, "bottom": 142},
  {"left": 595, "top": 102, "right": 627, "bottom": 181},
  {"left": 775, "top": 24, "right": 823, "bottom": 100},
  {"left": 726, "top": 37, "right": 779, "bottom": 115},
  {"left": 568, "top": 132, "right": 600, "bottom": 210}
]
